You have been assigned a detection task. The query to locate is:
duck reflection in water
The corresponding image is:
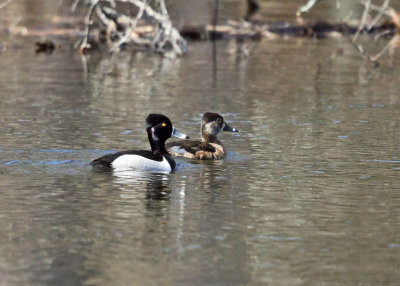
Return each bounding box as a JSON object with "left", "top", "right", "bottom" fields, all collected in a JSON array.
[{"left": 113, "top": 169, "right": 172, "bottom": 202}]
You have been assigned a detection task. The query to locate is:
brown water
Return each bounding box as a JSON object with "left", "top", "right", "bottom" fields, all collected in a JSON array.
[{"left": 1, "top": 1, "right": 400, "bottom": 286}]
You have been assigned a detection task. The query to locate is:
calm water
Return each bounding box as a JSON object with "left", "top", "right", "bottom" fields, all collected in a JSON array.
[{"left": 1, "top": 2, "right": 400, "bottom": 285}]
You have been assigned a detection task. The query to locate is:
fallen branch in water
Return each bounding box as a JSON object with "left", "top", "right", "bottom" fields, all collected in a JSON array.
[
  {"left": 349, "top": 0, "right": 398, "bottom": 64},
  {"left": 73, "top": 0, "right": 187, "bottom": 57},
  {"left": 353, "top": 0, "right": 371, "bottom": 42},
  {"left": 366, "top": 0, "right": 391, "bottom": 31},
  {"left": 180, "top": 19, "right": 397, "bottom": 41},
  {"left": 1, "top": 18, "right": 397, "bottom": 43}
]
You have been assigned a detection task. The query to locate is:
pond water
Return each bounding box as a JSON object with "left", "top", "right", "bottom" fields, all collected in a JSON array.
[{"left": 1, "top": 2, "right": 400, "bottom": 286}]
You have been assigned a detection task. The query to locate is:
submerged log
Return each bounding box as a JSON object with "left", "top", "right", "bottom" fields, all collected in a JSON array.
[
  {"left": 180, "top": 20, "right": 397, "bottom": 41},
  {"left": 0, "top": 19, "right": 397, "bottom": 41}
]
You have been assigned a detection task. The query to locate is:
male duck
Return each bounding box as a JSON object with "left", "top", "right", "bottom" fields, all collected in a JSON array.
[
  {"left": 166, "top": 112, "right": 238, "bottom": 160},
  {"left": 90, "top": 114, "right": 188, "bottom": 172}
]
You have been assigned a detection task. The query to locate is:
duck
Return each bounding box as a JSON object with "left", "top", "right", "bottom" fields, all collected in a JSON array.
[
  {"left": 90, "top": 114, "right": 189, "bottom": 172},
  {"left": 166, "top": 112, "right": 238, "bottom": 160}
]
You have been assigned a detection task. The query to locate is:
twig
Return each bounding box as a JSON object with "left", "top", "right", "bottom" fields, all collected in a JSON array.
[
  {"left": 79, "top": 0, "right": 98, "bottom": 54},
  {"left": 95, "top": 5, "right": 115, "bottom": 30},
  {"left": 110, "top": 0, "right": 147, "bottom": 51},
  {"left": 343, "top": 11, "right": 353, "bottom": 23},
  {"left": 115, "top": 0, "right": 167, "bottom": 23},
  {"left": 0, "top": 0, "right": 13, "bottom": 10},
  {"left": 296, "top": 0, "right": 323, "bottom": 16},
  {"left": 353, "top": 0, "right": 371, "bottom": 42},
  {"left": 71, "top": 0, "right": 81, "bottom": 12},
  {"left": 349, "top": 0, "right": 396, "bottom": 63},
  {"left": 359, "top": 0, "right": 392, "bottom": 17},
  {"left": 157, "top": 0, "right": 169, "bottom": 16},
  {"left": 366, "top": 0, "right": 391, "bottom": 31},
  {"left": 374, "top": 29, "right": 392, "bottom": 41},
  {"left": 349, "top": 39, "right": 370, "bottom": 60},
  {"left": 369, "top": 40, "right": 391, "bottom": 61}
]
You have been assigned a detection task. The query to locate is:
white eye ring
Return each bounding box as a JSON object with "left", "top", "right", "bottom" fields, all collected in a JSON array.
[{"left": 216, "top": 118, "right": 222, "bottom": 124}]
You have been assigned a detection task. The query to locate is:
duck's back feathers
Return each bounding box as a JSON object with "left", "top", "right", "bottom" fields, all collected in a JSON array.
[
  {"left": 166, "top": 140, "right": 225, "bottom": 160},
  {"left": 167, "top": 140, "right": 215, "bottom": 153}
]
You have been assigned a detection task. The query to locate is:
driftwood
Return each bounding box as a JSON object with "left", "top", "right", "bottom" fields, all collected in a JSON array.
[
  {"left": 72, "top": 0, "right": 187, "bottom": 57},
  {"left": 1, "top": 19, "right": 396, "bottom": 40},
  {"left": 180, "top": 20, "right": 397, "bottom": 41}
]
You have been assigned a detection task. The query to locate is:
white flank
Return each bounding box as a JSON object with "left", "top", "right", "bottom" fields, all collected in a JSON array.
[{"left": 111, "top": 155, "right": 172, "bottom": 172}]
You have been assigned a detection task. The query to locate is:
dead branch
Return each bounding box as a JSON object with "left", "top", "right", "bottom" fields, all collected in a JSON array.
[
  {"left": 369, "top": 36, "right": 394, "bottom": 61},
  {"left": 74, "top": 0, "right": 187, "bottom": 57},
  {"left": 359, "top": 0, "right": 392, "bottom": 17},
  {"left": 79, "top": 0, "right": 98, "bottom": 54},
  {"left": 0, "top": 0, "right": 13, "bottom": 10},
  {"left": 297, "top": 0, "right": 323, "bottom": 16},
  {"left": 353, "top": 0, "right": 371, "bottom": 42},
  {"left": 350, "top": 0, "right": 396, "bottom": 63},
  {"left": 366, "top": 0, "right": 390, "bottom": 31},
  {"left": 109, "top": 1, "right": 146, "bottom": 51}
]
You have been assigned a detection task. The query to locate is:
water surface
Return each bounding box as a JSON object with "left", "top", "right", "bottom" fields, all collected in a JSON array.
[{"left": 1, "top": 3, "right": 400, "bottom": 286}]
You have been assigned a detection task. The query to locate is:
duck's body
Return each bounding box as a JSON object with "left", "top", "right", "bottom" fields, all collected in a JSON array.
[
  {"left": 91, "top": 150, "right": 176, "bottom": 172},
  {"left": 168, "top": 140, "right": 226, "bottom": 160},
  {"left": 91, "top": 114, "right": 188, "bottom": 172},
  {"left": 166, "top": 112, "right": 238, "bottom": 160}
]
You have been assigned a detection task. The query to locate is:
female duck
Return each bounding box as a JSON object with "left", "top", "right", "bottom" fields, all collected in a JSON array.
[
  {"left": 166, "top": 112, "right": 238, "bottom": 160},
  {"left": 90, "top": 114, "right": 188, "bottom": 172}
]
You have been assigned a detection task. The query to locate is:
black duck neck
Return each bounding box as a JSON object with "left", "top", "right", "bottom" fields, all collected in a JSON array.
[{"left": 148, "top": 132, "right": 167, "bottom": 154}]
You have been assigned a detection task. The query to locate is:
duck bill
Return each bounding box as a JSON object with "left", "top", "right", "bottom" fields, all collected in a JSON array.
[
  {"left": 223, "top": 123, "right": 238, "bottom": 132},
  {"left": 171, "top": 127, "right": 189, "bottom": 139}
]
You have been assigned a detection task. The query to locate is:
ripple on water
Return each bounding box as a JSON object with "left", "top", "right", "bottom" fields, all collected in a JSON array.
[{"left": 0, "top": 148, "right": 98, "bottom": 174}]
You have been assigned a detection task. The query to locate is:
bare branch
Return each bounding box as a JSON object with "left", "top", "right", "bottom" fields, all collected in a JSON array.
[
  {"left": 71, "top": 0, "right": 81, "bottom": 12},
  {"left": 115, "top": 0, "right": 167, "bottom": 23},
  {"left": 353, "top": 0, "right": 371, "bottom": 42},
  {"left": 370, "top": 38, "right": 392, "bottom": 61},
  {"left": 359, "top": 0, "right": 392, "bottom": 17},
  {"left": 367, "top": 0, "right": 391, "bottom": 31},
  {"left": 350, "top": 0, "right": 396, "bottom": 63},
  {"left": 296, "top": 0, "right": 323, "bottom": 16},
  {"left": 79, "top": 0, "right": 98, "bottom": 54},
  {"left": 0, "top": 0, "right": 13, "bottom": 10},
  {"left": 110, "top": 0, "right": 147, "bottom": 51},
  {"left": 73, "top": 0, "right": 187, "bottom": 56}
]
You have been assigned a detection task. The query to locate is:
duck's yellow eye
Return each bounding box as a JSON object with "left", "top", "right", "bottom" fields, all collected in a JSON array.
[{"left": 162, "top": 123, "right": 166, "bottom": 127}]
